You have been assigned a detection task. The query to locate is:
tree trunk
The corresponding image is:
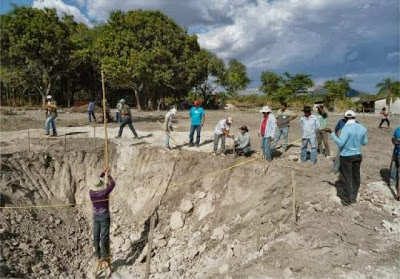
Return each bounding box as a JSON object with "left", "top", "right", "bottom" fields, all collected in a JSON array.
[{"left": 134, "top": 88, "right": 142, "bottom": 111}]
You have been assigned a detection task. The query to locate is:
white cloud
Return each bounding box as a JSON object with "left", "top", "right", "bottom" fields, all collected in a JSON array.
[
  {"left": 31, "top": 0, "right": 399, "bottom": 92},
  {"left": 33, "top": 0, "right": 92, "bottom": 27}
]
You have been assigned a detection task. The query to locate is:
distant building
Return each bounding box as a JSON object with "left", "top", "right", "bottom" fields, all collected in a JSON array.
[
  {"left": 357, "top": 97, "right": 400, "bottom": 114},
  {"left": 374, "top": 97, "right": 400, "bottom": 114}
]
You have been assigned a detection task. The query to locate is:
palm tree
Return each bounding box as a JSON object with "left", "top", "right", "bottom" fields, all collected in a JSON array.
[{"left": 376, "top": 78, "right": 398, "bottom": 111}]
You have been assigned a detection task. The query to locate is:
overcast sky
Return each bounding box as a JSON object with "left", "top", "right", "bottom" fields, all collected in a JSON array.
[{"left": 2, "top": 0, "right": 399, "bottom": 93}]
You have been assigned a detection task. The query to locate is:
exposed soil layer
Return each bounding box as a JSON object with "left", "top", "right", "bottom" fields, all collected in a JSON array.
[{"left": 0, "top": 108, "right": 399, "bottom": 278}]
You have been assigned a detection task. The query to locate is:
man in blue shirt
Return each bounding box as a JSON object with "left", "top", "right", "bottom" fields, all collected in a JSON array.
[
  {"left": 325, "top": 110, "right": 368, "bottom": 206},
  {"left": 87, "top": 100, "right": 96, "bottom": 123},
  {"left": 188, "top": 100, "right": 205, "bottom": 147},
  {"left": 391, "top": 126, "right": 400, "bottom": 201}
]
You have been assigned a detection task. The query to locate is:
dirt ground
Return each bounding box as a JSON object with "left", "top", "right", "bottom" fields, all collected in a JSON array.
[{"left": 0, "top": 106, "right": 399, "bottom": 279}]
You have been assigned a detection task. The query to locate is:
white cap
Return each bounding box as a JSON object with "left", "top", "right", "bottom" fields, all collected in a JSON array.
[
  {"left": 46, "top": 95, "right": 53, "bottom": 100},
  {"left": 260, "top": 106, "right": 271, "bottom": 113},
  {"left": 170, "top": 108, "right": 177, "bottom": 115},
  {"left": 227, "top": 117, "right": 233, "bottom": 124},
  {"left": 344, "top": 110, "right": 356, "bottom": 117}
]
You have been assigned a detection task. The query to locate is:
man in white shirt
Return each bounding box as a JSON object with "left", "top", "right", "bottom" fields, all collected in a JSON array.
[
  {"left": 163, "top": 108, "right": 177, "bottom": 149},
  {"left": 259, "top": 106, "right": 277, "bottom": 161},
  {"left": 213, "top": 117, "right": 234, "bottom": 155},
  {"left": 300, "top": 106, "right": 320, "bottom": 164}
]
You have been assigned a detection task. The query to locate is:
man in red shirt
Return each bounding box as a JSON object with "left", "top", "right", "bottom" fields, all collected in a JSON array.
[{"left": 259, "top": 106, "right": 276, "bottom": 161}]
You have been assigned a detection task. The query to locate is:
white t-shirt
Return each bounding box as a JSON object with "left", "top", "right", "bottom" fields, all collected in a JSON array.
[{"left": 214, "top": 119, "right": 230, "bottom": 135}]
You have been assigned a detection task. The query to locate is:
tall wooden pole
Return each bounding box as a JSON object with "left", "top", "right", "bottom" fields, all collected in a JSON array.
[
  {"left": 101, "top": 71, "right": 109, "bottom": 167},
  {"left": 145, "top": 214, "right": 156, "bottom": 279}
]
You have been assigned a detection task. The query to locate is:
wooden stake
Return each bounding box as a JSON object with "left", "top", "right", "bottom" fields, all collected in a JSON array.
[
  {"left": 64, "top": 127, "right": 67, "bottom": 152},
  {"left": 292, "top": 170, "right": 297, "bottom": 223},
  {"left": 144, "top": 213, "right": 156, "bottom": 279},
  {"left": 101, "top": 71, "right": 109, "bottom": 167},
  {"left": 27, "top": 130, "right": 30, "bottom": 152},
  {"left": 93, "top": 122, "right": 96, "bottom": 151}
]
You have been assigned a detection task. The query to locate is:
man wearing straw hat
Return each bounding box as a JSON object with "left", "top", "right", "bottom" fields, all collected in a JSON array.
[
  {"left": 259, "top": 106, "right": 276, "bottom": 161},
  {"left": 89, "top": 167, "right": 115, "bottom": 261},
  {"left": 300, "top": 106, "right": 320, "bottom": 164}
]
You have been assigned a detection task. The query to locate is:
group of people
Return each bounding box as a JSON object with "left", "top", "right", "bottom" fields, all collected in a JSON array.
[{"left": 87, "top": 99, "right": 400, "bottom": 271}]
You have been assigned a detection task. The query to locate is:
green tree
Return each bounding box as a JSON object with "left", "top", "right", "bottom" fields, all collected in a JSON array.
[
  {"left": 376, "top": 78, "right": 400, "bottom": 110},
  {"left": 1, "top": 7, "right": 72, "bottom": 104},
  {"left": 222, "top": 59, "right": 250, "bottom": 97},
  {"left": 195, "top": 50, "right": 226, "bottom": 106},
  {"left": 95, "top": 10, "right": 196, "bottom": 110},
  {"left": 259, "top": 71, "right": 283, "bottom": 97},
  {"left": 323, "top": 77, "right": 352, "bottom": 104},
  {"left": 283, "top": 73, "right": 314, "bottom": 95}
]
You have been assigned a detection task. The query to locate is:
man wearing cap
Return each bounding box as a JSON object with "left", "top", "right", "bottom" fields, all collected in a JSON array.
[
  {"left": 164, "top": 108, "right": 177, "bottom": 149},
  {"left": 300, "top": 106, "right": 320, "bottom": 164},
  {"left": 189, "top": 100, "right": 205, "bottom": 147},
  {"left": 271, "top": 102, "right": 297, "bottom": 152},
  {"left": 235, "top": 125, "right": 251, "bottom": 157},
  {"left": 43, "top": 95, "right": 58, "bottom": 137},
  {"left": 325, "top": 110, "right": 368, "bottom": 206},
  {"left": 259, "top": 106, "right": 277, "bottom": 161},
  {"left": 115, "top": 99, "right": 139, "bottom": 138},
  {"left": 89, "top": 166, "right": 115, "bottom": 261},
  {"left": 316, "top": 105, "right": 331, "bottom": 158},
  {"left": 213, "top": 117, "right": 234, "bottom": 155}
]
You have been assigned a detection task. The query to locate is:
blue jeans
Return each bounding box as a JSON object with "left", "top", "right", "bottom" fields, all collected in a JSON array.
[
  {"left": 88, "top": 111, "right": 96, "bottom": 122},
  {"left": 45, "top": 116, "right": 57, "bottom": 136},
  {"left": 301, "top": 138, "right": 317, "bottom": 163},
  {"left": 189, "top": 125, "right": 201, "bottom": 145},
  {"left": 271, "top": 127, "right": 289, "bottom": 150},
  {"left": 93, "top": 213, "right": 110, "bottom": 259},
  {"left": 333, "top": 148, "right": 340, "bottom": 173},
  {"left": 261, "top": 137, "right": 273, "bottom": 161},
  {"left": 118, "top": 117, "right": 138, "bottom": 137}
]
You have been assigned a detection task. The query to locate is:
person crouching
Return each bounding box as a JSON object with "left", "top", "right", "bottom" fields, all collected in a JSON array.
[{"left": 235, "top": 125, "right": 251, "bottom": 157}]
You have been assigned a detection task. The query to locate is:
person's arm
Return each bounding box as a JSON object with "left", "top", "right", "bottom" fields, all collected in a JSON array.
[
  {"left": 330, "top": 127, "right": 349, "bottom": 148},
  {"left": 315, "top": 117, "right": 320, "bottom": 131},
  {"left": 270, "top": 116, "right": 277, "bottom": 140},
  {"left": 164, "top": 115, "right": 169, "bottom": 132},
  {"left": 361, "top": 130, "right": 368, "bottom": 146},
  {"left": 201, "top": 114, "right": 205, "bottom": 128},
  {"left": 223, "top": 128, "right": 234, "bottom": 139}
]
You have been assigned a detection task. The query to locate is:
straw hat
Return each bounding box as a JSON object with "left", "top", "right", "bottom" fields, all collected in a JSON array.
[
  {"left": 90, "top": 177, "right": 107, "bottom": 191},
  {"left": 260, "top": 106, "right": 271, "bottom": 113}
]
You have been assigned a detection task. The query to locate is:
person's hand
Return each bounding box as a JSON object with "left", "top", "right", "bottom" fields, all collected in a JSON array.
[
  {"left": 324, "top": 128, "right": 332, "bottom": 133},
  {"left": 104, "top": 166, "right": 110, "bottom": 174},
  {"left": 270, "top": 137, "right": 275, "bottom": 141}
]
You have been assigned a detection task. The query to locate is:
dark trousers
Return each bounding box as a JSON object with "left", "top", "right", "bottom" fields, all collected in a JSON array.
[
  {"left": 189, "top": 125, "right": 201, "bottom": 144},
  {"left": 379, "top": 119, "right": 390, "bottom": 127},
  {"left": 93, "top": 214, "right": 110, "bottom": 259},
  {"left": 340, "top": 154, "right": 362, "bottom": 203},
  {"left": 118, "top": 117, "right": 138, "bottom": 137},
  {"left": 88, "top": 111, "right": 96, "bottom": 122}
]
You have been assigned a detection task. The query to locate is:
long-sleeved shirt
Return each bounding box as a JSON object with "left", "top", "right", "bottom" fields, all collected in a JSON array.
[
  {"left": 315, "top": 111, "right": 328, "bottom": 129},
  {"left": 89, "top": 173, "right": 115, "bottom": 216},
  {"left": 236, "top": 132, "right": 251, "bottom": 149},
  {"left": 88, "top": 102, "right": 95, "bottom": 112},
  {"left": 330, "top": 120, "right": 368, "bottom": 157},
  {"left": 259, "top": 113, "right": 276, "bottom": 138},
  {"left": 300, "top": 115, "right": 320, "bottom": 138}
]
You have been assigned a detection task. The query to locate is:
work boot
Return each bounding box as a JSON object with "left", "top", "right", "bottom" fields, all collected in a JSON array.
[
  {"left": 195, "top": 143, "right": 200, "bottom": 148},
  {"left": 189, "top": 143, "right": 194, "bottom": 147}
]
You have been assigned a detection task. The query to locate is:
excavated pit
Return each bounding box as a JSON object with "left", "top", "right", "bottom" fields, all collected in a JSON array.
[{"left": 1, "top": 143, "right": 399, "bottom": 279}]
